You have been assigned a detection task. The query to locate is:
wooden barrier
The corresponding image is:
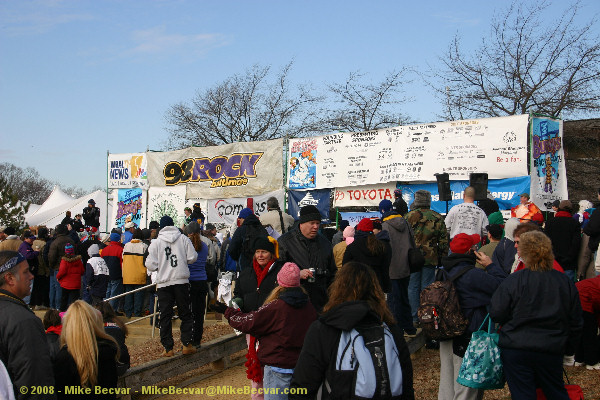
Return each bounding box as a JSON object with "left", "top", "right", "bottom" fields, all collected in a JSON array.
[{"left": 118, "top": 333, "right": 246, "bottom": 399}]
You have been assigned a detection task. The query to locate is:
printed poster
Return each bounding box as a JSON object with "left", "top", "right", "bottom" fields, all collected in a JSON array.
[
  {"left": 339, "top": 211, "right": 381, "bottom": 227},
  {"left": 108, "top": 153, "right": 148, "bottom": 189},
  {"left": 146, "top": 187, "right": 209, "bottom": 228},
  {"left": 529, "top": 117, "right": 567, "bottom": 211},
  {"left": 111, "top": 188, "right": 146, "bottom": 231},
  {"left": 286, "top": 115, "right": 529, "bottom": 189},
  {"left": 206, "top": 189, "right": 285, "bottom": 226},
  {"left": 287, "top": 189, "right": 331, "bottom": 223}
]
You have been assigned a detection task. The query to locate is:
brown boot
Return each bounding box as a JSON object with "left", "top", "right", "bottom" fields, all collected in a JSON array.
[
  {"left": 161, "top": 349, "right": 174, "bottom": 357},
  {"left": 182, "top": 344, "right": 197, "bottom": 355}
]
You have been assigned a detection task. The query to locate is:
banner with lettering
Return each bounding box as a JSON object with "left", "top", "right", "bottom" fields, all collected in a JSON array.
[
  {"left": 333, "top": 183, "right": 397, "bottom": 207},
  {"left": 110, "top": 188, "right": 146, "bottom": 231},
  {"left": 108, "top": 153, "right": 148, "bottom": 189},
  {"left": 287, "top": 189, "right": 331, "bottom": 223},
  {"left": 529, "top": 117, "right": 567, "bottom": 211},
  {"left": 206, "top": 189, "right": 285, "bottom": 226},
  {"left": 286, "top": 115, "right": 529, "bottom": 189},
  {"left": 339, "top": 211, "right": 381, "bottom": 226},
  {"left": 146, "top": 138, "right": 283, "bottom": 198},
  {"left": 146, "top": 186, "right": 209, "bottom": 228},
  {"left": 395, "top": 176, "right": 531, "bottom": 214}
]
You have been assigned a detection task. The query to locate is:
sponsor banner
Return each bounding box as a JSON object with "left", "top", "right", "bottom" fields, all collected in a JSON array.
[
  {"left": 108, "top": 153, "right": 148, "bottom": 189},
  {"left": 287, "top": 189, "right": 331, "bottom": 223},
  {"left": 339, "top": 211, "right": 381, "bottom": 227},
  {"left": 147, "top": 186, "right": 208, "bottom": 228},
  {"left": 287, "top": 115, "right": 529, "bottom": 189},
  {"left": 333, "top": 183, "right": 396, "bottom": 207},
  {"left": 529, "top": 117, "right": 567, "bottom": 211},
  {"left": 206, "top": 189, "right": 285, "bottom": 226},
  {"left": 146, "top": 138, "right": 284, "bottom": 198},
  {"left": 396, "top": 176, "right": 531, "bottom": 215},
  {"left": 111, "top": 188, "right": 146, "bottom": 231}
]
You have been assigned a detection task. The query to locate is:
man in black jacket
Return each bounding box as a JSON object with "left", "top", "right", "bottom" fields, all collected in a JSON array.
[
  {"left": 0, "top": 251, "right": 56, "bottom": 399},
  {"left": 277, "top": 205, "right": 336, "bottom": 311},
  {"left": 82, "top": 199, "right": 100, "bottom": 228},
  {"left": 228, "top": 208, "right": 268, "bottom": 271}
]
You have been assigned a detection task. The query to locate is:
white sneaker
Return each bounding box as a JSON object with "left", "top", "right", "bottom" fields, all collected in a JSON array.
[
  {"left": 586, "top": 363, "right": 600, "bottom": 370},
  {"left": 563, "top": 355, "right": 575, "bottom": 366}
]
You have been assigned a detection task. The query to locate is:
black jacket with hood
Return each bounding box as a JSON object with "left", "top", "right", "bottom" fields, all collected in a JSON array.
[
  {"left": 289, "top": 301, "right": 414, "bottom": 400},
  {"left": 228, "top": 214, "right": 268, "bottom": 271}
]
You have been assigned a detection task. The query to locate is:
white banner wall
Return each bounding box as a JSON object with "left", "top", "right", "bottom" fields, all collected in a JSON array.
[
  {"left": 146, "top": 186, "right": 208, "bottom": 228},
  {"left": 287, "top": 115, "right": 529, "bottom": 189},
  {"left": 108, "top": 153, "right": 148, "bottom": 189},
  {"left": 206, "top": 189, "right": 285, "bottom": 226},
  {"left": 146, "top": 139, "right": 284, "bottom": 199}
]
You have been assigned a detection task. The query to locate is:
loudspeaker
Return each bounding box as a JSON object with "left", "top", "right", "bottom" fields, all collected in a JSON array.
[
  {"left": 435, "top": 173, "right": 452, "bottom": 202},
  {"left": 469, "top": 173, "right": 489, "bottom": 201}
]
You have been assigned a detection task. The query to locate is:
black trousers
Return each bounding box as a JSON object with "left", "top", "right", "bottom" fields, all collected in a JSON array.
[
  {"left": 31, "top": 275, "right": 50, "bottom": 307},
  {"left": 502, "top": 347, "right": 569, "bottom": 400},
  {"left": 157, "top": 283, "right": 193, "bottom": 351},
  {"left": 189, "top": 280, "right": 208, "bottom": 345},
  {"left": 575, "top": 311, "right": 600, "bottom": 365},
  {"left": 60, "top": 288, "right": 80, "bottom": 311}
]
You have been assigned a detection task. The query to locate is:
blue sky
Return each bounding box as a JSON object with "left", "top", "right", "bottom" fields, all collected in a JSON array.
[{"left": 1, "top": 0, "right": 598, "bottom": 195}]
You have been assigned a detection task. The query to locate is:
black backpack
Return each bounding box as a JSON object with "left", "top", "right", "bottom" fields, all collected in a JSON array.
[
  {"left": 322, "top": 322, "right": 404, "bottom": 399},
  {"left": 241, "top": 223, "right": 269, "bottom": 259},
  {"left": 417, "top": 266, "right": 473, "bottom": 340}
]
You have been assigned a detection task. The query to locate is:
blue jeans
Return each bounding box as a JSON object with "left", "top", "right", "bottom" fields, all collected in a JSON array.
[
  {"left": 81, "top": 275, "right": 92, "bottom": 304},
  {"left": 123, "top": 284, "right": 145, "bottom": 317},
  {"left": 49, "top": 270, "right": 62, "bottom": 310},
  {"left": 263, "top": 365, "right": 293, "bottom": 400},
  {"left": 387, "top": 277, "right": 414, "bottom": 334},
  {"left": 106, "top": 279, "right": 124, "bottom": 311},
  {"left": 408, "top": 266, "right": 436, "bottom": 322}
]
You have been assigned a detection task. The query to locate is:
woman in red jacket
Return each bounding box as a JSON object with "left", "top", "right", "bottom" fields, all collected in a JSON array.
[
  {"left": 212, "top": 262, "right": 317, "bottom": 400},
  {"left": 56, "top": 243, "right": 85, "bottom": 311}
]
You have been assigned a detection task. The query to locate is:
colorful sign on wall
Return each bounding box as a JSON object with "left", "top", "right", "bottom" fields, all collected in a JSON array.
[
  {"left": 111, "top": 188, "right": 145, "bottom": 230},
  {"left": 287, "top": 189, "right": 331, "bottom": 223},
  {"left": 108, "top": 153, "right": 148, "bottom": 189}
]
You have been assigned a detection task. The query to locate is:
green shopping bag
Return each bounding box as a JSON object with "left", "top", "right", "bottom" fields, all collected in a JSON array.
[{"left": 456, "top": 314, "right": 505, "bottom": 390}]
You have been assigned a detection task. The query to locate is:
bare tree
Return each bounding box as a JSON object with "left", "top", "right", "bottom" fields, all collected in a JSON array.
[
  {"left": 321, "top": 70, "right": 413, "bottom": 132},
  {"left": 435, "top": 1, "right": 600, "bottom": 120},
  {"left": 164, "top": 62, "right": 323, "bottom": 149},
  {"left": 0, "top": 163, "right": 53, "bottom": 204}
]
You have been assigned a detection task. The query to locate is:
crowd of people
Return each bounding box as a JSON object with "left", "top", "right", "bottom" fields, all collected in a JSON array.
[{"left": 1, "top": 188, "right": 599, "bottom": 399}]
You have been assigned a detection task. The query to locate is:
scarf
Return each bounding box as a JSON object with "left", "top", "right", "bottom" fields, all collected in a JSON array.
[
  {"left": 245, "top": 257, "right": 276, "bottom": 383},
  {"left": 46, "top": 325, "right": 62, "bottom": 335}
]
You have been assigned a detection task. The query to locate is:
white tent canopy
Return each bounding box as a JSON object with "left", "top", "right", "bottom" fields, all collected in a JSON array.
[{"left": 26, "top": 188, "right": 112, "bottom": 233}]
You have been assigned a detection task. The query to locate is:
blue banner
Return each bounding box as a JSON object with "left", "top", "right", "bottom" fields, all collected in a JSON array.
[
  {"left": 397, "top": 176, "right": 531, "bottom": 214},
  {"left": 288, "top": 189, "right": 331, "bottom": 223},
  {"left": 339, "top": 211, "right": 381, "bottom": 226}
]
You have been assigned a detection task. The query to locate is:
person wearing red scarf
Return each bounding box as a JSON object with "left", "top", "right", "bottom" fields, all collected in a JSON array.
[{"left": 231, "top": 236, "right": 282, "bottom": 400}]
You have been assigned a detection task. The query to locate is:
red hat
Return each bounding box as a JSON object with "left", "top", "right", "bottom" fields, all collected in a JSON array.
[
  {"left": 450, "top": 233, "right": 481, "bottom": 254},
  {"left": 356, "top": 218, "right": 374, "bottom": 233},
  {"left": 277, "top": 262, "right": 301, "bottom": 288}
]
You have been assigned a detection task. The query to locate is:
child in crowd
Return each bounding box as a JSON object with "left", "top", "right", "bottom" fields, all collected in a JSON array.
[
  {"left": 43, "top": 309, "right": 62, "bottom": 362},
  {"left": 56, "top": 244, "right": 84, "bottom": 311},
  {"left": 95, "top": 302, "right": 130, "bottom": 375}
]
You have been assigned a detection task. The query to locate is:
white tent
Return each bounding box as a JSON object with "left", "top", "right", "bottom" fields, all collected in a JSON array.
[{"left": 26, "top": 189, "right": 112, "bottom": 233}]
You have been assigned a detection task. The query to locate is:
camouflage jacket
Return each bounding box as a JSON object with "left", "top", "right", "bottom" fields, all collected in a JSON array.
[{"left": 405, "top": 207, "right": 448, "bottom": 266}]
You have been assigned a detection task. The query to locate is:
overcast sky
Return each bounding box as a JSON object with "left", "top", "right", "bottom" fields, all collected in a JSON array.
[{"left": 1, "top": 0, "right": 598, "bottom": 193}]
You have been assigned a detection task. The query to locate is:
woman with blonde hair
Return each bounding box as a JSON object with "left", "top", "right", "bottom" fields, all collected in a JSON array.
[
  {"left": 289, "top": 261, "right": 414, "bottom": 399},
  {"left": 490, "top": 231, "right": 583, "bottom": 399},
  {"left": 54, "top": 300, "right": 119, "bottom": 399}
]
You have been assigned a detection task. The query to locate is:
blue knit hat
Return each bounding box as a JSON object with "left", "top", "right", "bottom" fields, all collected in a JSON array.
[
  {"left": 160, "top": 215, "right": 174, "bottom": 228},
  {"left": 109, "top": 232, "right": 121, "bottom": 242},
  {"left": 379, "top": 199, "right": 393, "bottom": 214},
  {"left": 238, "top": 208, "right": 254, "bottom": 219}
]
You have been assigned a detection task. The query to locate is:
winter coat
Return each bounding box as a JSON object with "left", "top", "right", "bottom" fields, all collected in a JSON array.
[
  {"left": 0, "top": 236, "right": 22, "bottom": 252},
  {"left": 18, "top": 240, "right": 39, "bottom": 274},
  {"left": 583, "top": 207, "right": 600, "bottom": 251},
  {"left": 342, "top": 233, "right": 392, "bottom": 293},
  {"left": 86, "top": 256, "right": 110, "bottom": 299},
  {"left": 104, "top": 323, "right": 130, "bottom": 376},
  {"left": 441, "top": 253, "right": 507, "bottom": 333},
  {"left": 145, "top": 226, "right": 197, "bottom": 289},
  {"left": 544, "top": 211, "right": 582, "bottom": 270},
  {"left": 225, "top": 286, "right": 317, "bottom": 368},
  {"left": 82, "top": 205, "right": 100, "bottom": 228},
  {"left": 491, "top": 237, "right": 518, "bottom": 275},
  {"left": 54, "top": 338, "right": 118, "bottom": 400},
  {"left": 575, "top": 275, "right": 600, "bottom": 315},
  {"left": 233, "top": 260, "right": 282, "bottom": 312},
  {"left": 259, "top": 209, "right": 295, "bottom": 235},
  {"left": 45, "top": 329, "right": 61, "bottom": 363},
  {"left": 56, "top": 255, "right": 85, "bottom": 290},
  {"left": 332, "top": 241, "right": 347, "bottom": 269},
  {"left": 381, "top": 212, "right": 413, "bottom": 280},
  {"left": 33, "top": 239, "right": 49, "bottom": 277},
  {"left": 405, "top": 207, "right": 448, "bottom": 267},
  {"left": 101, "top": 241, "right": 124, "bottom": 280},
  {"left": 278, "top": 227, "right": 336, "bottom": 311},
  {"left": 229, "top": 214, "right": 268, "bottom": 271},
  {"left": 331, "top": 230, "right": 344, "bottom": 246},
  {"left": 122, "top": 239, "right": 148, "bottom": 285},
  {"left": 489, "top": 268, "right": 583, "bottom": 355},
  {"left": 48, "top": 234, "right": 75, "bottom": 271},
  {"left": 289, "top": 301, "right": 414, "bottom": 400},
  {"left": 0, "top": 289, "right": 55, "bottom": 399}
]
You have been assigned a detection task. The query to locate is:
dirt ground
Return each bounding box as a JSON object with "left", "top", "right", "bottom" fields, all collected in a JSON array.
[{"left": 130, "top": 328, "right": 600, "bottom": 399}]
